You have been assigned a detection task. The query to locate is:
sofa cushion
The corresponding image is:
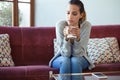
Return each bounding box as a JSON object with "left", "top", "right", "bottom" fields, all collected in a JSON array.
[
  {"left": 84, "top": 63, "right": 120, "bottom": 73},
  {"left": 54, "top": 39, "right": 58, "bottom": 54},
  {"left": 87, "top": 37, "right": 120, "bottom": 65},
  {"left": 0, "top": 65, "right": 57, "bottom": 80},
  {"left": 0, "top": 34, "right": 14, "bottom": 66}
]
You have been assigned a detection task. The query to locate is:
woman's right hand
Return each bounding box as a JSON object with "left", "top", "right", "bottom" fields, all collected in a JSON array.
[
  {"left": 63, "top": 27, "right": 74, "bottom": 44},
  {"left": 63, "top": 27, "right": 69, "bottom": 41}
]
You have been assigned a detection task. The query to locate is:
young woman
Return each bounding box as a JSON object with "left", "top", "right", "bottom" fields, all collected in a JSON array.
[{"left": 49, "top": 0, "right": 95, "bottom": 80}]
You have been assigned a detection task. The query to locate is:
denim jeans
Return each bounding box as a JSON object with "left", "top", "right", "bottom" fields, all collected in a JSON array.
[{"left": 52, "top": 56, "right": 90, "bottom": 80}]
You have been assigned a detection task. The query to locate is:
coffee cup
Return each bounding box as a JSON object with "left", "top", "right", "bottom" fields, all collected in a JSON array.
[{"left": 66, "top": 26, "right": 77, "bottom": 39}]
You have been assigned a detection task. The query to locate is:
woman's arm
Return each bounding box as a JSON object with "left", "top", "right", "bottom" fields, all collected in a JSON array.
[
  {"left": 55, "top": 20, "right": 71, "bottom": 57},
  {"left": 73, "top": 21, "right": 91, "bottom": 56}
]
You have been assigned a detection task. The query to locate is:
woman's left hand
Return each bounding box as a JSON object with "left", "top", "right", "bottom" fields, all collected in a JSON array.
[{"left": 70, "top": 27, "right": 80, "bottom": 41}]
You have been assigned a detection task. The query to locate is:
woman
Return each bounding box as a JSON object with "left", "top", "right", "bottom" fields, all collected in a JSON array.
[{"left": 49, "top": 0, "right": 95, "bottom": 80}]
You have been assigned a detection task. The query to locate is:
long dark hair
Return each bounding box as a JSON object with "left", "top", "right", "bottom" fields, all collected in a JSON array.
[{"left": 69, "top": 0, "right": 86, "bottom": 24}]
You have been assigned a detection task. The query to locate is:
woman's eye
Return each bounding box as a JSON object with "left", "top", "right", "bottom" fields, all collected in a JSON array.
[
  {"left": 72, "top": 12, "right": 77, "bottom": 16},
  {"left": 67, "top": 12, "right": 70, "bottom": 14}
]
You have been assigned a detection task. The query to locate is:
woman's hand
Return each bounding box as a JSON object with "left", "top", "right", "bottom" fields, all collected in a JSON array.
[
  {"left": 63, "top": 26, "right": 74, "bottom": 43},
  {"left": 63, "top": 27, "right": 69, "bottom": 41},
  {"left": 69, "top": 26, "right": 80, "bottom": 41},
  {"left": 63, "top": 26, "right": 80, "bottom": 43}
]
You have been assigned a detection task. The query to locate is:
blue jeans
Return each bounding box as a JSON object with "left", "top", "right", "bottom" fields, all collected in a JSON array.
[{"left": 52, "top": 56, "right": 90, "bottom": 80}]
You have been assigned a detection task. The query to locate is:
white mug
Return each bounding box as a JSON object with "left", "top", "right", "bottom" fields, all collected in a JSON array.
[{"left": 66, "top": 26, "right": 77, "bottom": 39}]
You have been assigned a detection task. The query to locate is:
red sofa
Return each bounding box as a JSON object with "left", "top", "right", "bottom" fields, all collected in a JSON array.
[{"left": 0, "top": 25, "right": 120, "bottom": 80}]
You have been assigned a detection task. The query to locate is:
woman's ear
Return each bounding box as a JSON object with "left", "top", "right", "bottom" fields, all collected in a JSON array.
[
  {"left": 79, "top": 11, "right": 86, "bottom": 22},
  {"left": 80, "top": 13, "right": 83, "bottom": 18}
]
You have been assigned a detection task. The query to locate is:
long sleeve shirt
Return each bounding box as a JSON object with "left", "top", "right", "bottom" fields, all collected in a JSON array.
[{"left": 49, "top": 20, "right": 95, "bottom": 70}]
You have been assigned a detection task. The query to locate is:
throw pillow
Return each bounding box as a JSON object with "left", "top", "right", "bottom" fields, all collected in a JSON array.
[
  {"left": 54, "top": 38, "right": 58, "bottom": 55},
  {"left": 0, "top": 34, "right": 14, "bottom": 66},
  {"left": 87, "top": 37, "right": 120, "bottom": 65}
]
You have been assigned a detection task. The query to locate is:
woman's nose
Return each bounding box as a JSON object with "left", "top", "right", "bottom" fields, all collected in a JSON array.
[{"left": 68, "top": 14, "right": 73, "bottom": 19}]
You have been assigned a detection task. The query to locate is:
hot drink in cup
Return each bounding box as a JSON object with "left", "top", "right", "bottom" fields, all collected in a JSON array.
[{"left": 66, "top": 26, "right": 77, "bottom": 39}]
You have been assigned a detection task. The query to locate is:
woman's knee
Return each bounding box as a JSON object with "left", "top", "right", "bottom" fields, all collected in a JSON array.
[
  {"left": 71, "top": 57, "right": 79, "bottom": 64},
  {"left": 71, "top": 56, "right": 85, "bottom": 67},
  {"left": 61, "top": 56, "right": 70, "bottom": 65}
]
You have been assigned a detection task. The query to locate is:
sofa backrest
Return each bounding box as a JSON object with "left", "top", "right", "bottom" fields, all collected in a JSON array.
[
  {"left": 0, "top": 25, "right": 120, "bottom": 66},
  {"left": 90, "top": 25, "right": 120, "bottom": 47},
  {"left": 0, "top": 27, "right": 56, "bottom": 66}
]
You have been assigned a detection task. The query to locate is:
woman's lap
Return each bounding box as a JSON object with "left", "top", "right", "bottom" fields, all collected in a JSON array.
[{"left": 52, "top": 56, "right": 89, "bottom": 72}]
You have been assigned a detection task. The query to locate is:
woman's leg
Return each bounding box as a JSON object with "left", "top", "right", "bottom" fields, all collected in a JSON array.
[
  {"left": 71, "top": 56, "right": 89, "bottom": 80},
  {"left": 52, "top": 56, "right": 71, "bottom": 80}
]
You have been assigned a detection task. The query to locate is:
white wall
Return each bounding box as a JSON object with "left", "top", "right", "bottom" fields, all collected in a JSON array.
[
  {"left": 35, "top": 0, "right": 120, "bottom": 26},
  {"left": 81, "top": 0, "right": 120, "bottom": 26}
]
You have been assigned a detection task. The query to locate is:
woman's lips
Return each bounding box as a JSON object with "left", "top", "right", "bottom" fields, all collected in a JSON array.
[{"left": 68, "top": 20, "right": 73, "bottom": 23}]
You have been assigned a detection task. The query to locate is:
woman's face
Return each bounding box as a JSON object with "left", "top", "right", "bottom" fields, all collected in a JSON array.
[{"left": 66, "top": 4, "right": 82, "bottom": 26}]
